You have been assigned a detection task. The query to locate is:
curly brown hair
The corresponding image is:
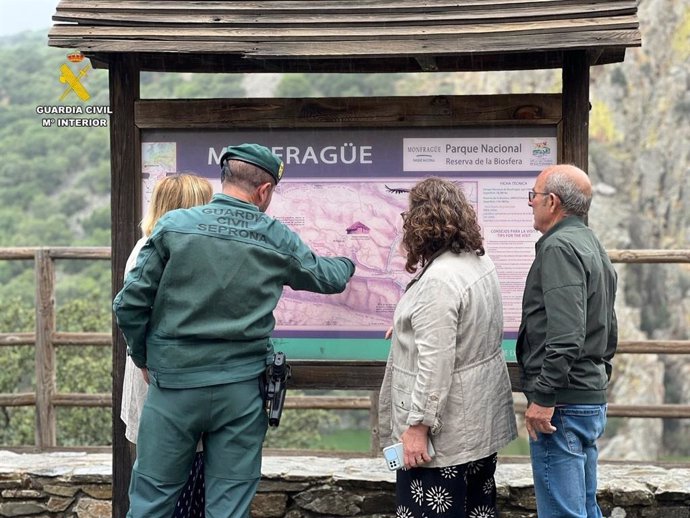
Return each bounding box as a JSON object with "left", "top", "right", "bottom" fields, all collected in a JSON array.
[{"left": 402, "top": 177, "right": 484, "bottom": 273}]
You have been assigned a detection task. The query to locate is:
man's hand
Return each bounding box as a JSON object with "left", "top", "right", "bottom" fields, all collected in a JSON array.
[
  {"left": 140, "top": 367, "right": 150, "bottom": 385},
  {"left": 525, "top": 402, "right": 557, "bottom": 440},
  {"left": 401, "top": 424, "right": 432, "bottom": 469}
]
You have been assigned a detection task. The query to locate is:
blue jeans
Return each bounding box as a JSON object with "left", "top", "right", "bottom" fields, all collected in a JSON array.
[{"left": 529, "top": 404, "right": 607, "bottom": 518}]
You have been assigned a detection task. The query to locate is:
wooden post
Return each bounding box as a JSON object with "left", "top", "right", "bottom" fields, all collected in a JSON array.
[
  {"left": 110, "top": 54, "right": 141, "bottom": 518},
  {"left": 34, "top": 248, "right": 56, "bottom": 448},
  {"left": 561, "top": 51, "right": 590, "bottom": 171},
  {"left": 369, "top": 391, "right": 381, "bottom": 455}
]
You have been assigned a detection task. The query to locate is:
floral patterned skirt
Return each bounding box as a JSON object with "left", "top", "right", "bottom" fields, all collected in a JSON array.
[
  {"left": 395, "top": 452, "right": 498, "bottom": 518},
  {"left": 172, "top": 451, "right": 205, "bottom": 518}
]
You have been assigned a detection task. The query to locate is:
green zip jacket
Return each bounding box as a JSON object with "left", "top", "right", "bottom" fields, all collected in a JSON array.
[
  {"left": 516, "top": 216, "right": 618, "bottom": 406},
  {"left": 113, "top": 193, "right": 355, "bottom": 388}
]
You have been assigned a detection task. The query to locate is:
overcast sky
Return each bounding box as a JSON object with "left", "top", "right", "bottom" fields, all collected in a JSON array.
[{"left": 0, "top": 0, "right": 55, "bottom": 36}]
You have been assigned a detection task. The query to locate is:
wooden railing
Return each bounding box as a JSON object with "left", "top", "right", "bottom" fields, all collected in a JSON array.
[
  {"left": 1, "top": 247, "right": 689, "bottom": 452},
  {"left": 0, "top": 247, "right": 111, "bottom": 449}
]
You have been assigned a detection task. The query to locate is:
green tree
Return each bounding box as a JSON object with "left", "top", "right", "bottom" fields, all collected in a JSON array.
[
  {"left": 0, "top": 298, "right": 36, "bottom": 445},
  {"left": 263, "top": 398, "right": 340, "bottom": 450}
]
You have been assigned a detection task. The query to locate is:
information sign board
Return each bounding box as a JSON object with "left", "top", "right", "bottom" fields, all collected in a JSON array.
[{"left": 142, "top": 126, "right": 557, "bottom": 361}]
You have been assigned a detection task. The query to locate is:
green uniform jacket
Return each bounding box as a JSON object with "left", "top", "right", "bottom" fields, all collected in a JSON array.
[
  {"left": 516, "top": 216, "right": 618, "bottom": 406},
  {"left": 113, "top": 193, "right": 355, "bottom": 388}
]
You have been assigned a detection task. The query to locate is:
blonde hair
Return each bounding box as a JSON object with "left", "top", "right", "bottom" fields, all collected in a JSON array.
[{"left": 141, "top": 173, "right": 214, "bottom": 236}]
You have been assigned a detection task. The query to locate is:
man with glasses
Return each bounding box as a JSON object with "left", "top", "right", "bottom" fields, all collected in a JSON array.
[{"left": 517, "top": 164, "right": 618, "bottom": 518}]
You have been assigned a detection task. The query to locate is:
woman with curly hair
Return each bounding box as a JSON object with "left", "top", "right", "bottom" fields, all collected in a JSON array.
[{"left": 379, "top": 177, "right": 517, "bottom": 518}]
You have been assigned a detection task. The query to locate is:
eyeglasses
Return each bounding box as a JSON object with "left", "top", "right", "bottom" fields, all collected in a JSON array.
[
  {"left": 400, "top": 211, "right": 408, "bottom": 220},
  {"left": 528, "top": 190, "right": 551, "bottom": 202}
]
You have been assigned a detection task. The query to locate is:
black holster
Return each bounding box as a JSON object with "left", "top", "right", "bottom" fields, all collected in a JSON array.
[{"left": 261, "top": 351, "right": 291, "bottom": 427}]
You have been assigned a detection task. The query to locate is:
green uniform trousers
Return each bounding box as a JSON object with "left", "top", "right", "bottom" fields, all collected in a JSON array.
[{"left": 127, "top": 377, "right": 268, "bottom": 518}]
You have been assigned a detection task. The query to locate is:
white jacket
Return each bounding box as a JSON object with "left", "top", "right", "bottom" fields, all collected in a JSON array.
[
  {"left": 120, "top": 237, "right": 148, "bottom": 444},
  {"left": 378, "top": 250, "right": 517, "bottom": 467}
]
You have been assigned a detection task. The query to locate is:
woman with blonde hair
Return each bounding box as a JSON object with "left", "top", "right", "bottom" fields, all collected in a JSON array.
[
  {"left": 139, "top": 174, "right": 215, "bottom": 239},
  {"left": 121, "top": 173, "right": 213, "bottom": 518},
  {"left": 379, "top": 177, "right": 517, "bottom": 518}
]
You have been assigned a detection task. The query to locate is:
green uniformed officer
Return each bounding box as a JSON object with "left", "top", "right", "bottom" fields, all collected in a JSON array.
[{"left": 113, "top": 143, "right": 356, "bottom": 517}]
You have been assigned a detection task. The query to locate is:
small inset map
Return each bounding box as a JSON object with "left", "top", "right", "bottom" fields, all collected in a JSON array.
[{"left": 141, "top": 142, "right": 177, "bottom": 204}]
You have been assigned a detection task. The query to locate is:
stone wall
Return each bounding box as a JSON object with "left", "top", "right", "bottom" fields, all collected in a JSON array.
[
  {"left": 1, "top": 452, "right": 689, "bottom": 517},
  {"left": 0, "top": 452, "right": 111, "bottom": 518}
]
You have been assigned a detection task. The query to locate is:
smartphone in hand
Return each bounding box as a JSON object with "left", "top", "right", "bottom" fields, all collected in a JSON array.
[{"left": 382, "top": 437, "right": 435, "bottom": 471}]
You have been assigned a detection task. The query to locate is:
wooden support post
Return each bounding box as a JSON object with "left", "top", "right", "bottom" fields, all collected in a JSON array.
[
  {"left": 34, "top": 248, "right": 56, "bottom": 448},
  {"left": 369, "top": 391, "right": 381, "bottom": 456},
  {"left": 561, "top": 51, "right": 590, "bottom": 171},
  {"left": 110, "top": 54, "right": 141, "bottom": 518}
]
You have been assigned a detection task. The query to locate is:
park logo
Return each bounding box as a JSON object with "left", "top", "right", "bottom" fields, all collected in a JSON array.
[
  {"left": 529, "top": 139, "right": 555, "bottom": 167},
  {"left": 59, "top": 51, "right": 91, "bottom": 102},
  {"left": 531, "top": 139, "right": 551, "bottom": 157}
]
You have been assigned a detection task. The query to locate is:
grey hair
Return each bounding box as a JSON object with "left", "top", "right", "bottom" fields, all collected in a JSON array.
[
  {"left": 225, "top": 160, "right": 274, "bottom": 190},
  {"left": 544, "top": 170, "right": 592, "bottom": 217}
]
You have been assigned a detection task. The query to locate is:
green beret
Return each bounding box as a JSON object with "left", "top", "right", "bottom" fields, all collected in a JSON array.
[{"left": 219, "top": 143, "right": 284, "bottom": 184}]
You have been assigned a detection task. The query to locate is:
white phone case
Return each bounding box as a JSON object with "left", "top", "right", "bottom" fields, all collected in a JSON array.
[{"left": 382, "top": 437, "right": 435, "bottom": 471}]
